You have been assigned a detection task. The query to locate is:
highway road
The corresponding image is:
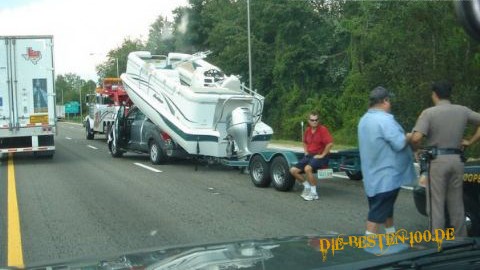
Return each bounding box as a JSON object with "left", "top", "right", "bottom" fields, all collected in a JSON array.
[{"left": 0, "top": 122, "right": 428, "bottom": 267}]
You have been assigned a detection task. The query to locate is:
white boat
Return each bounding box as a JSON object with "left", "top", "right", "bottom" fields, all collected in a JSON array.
[{"left": 120, "top": 51, "right": 273, "bottom": 159}]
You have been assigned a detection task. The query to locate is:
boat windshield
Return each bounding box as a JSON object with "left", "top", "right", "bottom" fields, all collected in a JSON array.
[
  {"left": 144, "top": 55, "right": 169, "bottom": 69},
  {"left": 147, "top": 59, "right": 168, "bottom": 69}
]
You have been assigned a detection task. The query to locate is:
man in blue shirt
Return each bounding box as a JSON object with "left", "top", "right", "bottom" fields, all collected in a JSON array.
[{"left": 358, "top": 86, "right": 416, "bottom": 235}]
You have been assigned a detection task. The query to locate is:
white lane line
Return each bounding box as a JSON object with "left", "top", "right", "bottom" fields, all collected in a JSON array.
[
  {"left": 332, "top": 173, "right": 349, "bottom": 179},
  {"left": 401, "top": 186, "right": 414, "bottom": 191},
  {"left": 87, "top": 145, "right": 98, "bottom": 150},
  {"left": 134, "top": 163, "right": 162, "bottom": 173},
  {"left": 65, "top": 137, "right": 72, "bottom": 140}
]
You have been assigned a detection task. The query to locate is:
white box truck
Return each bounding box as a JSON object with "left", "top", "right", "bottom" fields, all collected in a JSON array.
[
  {"left": 56, "top": 105, "right": 65, "bottom": 120},
  {"left": 0, "top": 36, "right": 56, "bottom": 157}
]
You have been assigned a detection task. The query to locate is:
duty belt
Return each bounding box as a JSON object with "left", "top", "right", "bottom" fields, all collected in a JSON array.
[{"left": 436, "top": 148, "right": 462, "bottom": 155}]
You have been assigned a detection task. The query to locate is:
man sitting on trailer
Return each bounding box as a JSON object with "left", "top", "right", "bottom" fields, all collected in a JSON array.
[{"left": 289, "top": 111, "right": 334, "bottom": 201}]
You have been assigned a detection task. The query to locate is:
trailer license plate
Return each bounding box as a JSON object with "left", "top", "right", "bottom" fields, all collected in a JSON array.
[
  {"left": 317, "top": 168, "right": 333, "bottom": 179},
  {"left": 30, "top": 114, "right": 48, "bottom": 124}
]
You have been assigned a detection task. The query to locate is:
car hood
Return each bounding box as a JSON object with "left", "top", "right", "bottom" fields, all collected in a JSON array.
[{"left": 25, "top": 233, "right": 480, "bottom": 270}]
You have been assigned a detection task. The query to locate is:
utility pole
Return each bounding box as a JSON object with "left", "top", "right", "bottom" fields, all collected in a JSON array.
[
  {"left": 247, "top": 0, "right": 253, "bottom": 91},
  {"left": 115, "top": 57, "right": 119, "bottom": 78},
  {"left": 78, "top": 82, "right": 83, "bottom": 121}
]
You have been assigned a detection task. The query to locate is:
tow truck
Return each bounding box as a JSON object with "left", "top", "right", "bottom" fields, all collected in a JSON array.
[{"left": 84, "top": 78, "right": 130, "bottom": 140}]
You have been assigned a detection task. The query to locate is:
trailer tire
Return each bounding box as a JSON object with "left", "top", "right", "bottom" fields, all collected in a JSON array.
[
  {"left": 270, "top": 156, "right": 295, "bottom": 192},
  {"left": 86, "top": 121, "right": 94, "bottom": 140},
  {"left": 149, "top": 140, "right": 166, "bottom": 165},
  {"left": 346, "top": 170, "right": 363, "bottom": 181},
  {"left": 249, "top": 155, "right": 271, "bottom": 187}
]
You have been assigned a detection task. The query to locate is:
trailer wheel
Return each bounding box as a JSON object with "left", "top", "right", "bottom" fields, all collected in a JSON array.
[
  {"left": 270, "top": 156, "right": 295, "bottom": 191},
  {"left": 249, "top": 155, "right": 271, "bottom": 187},
  {"left": 149, "top": 140, "right": 166, "bottom": 165},
  {"left": 109, "top": 136, "right": 124, "bottom": 158},
  {"left": 86, "top": 121, "right": 94, "bottom": 140},
  {"left": 346, "top": 170, "right": 363, "bottom": 181}
]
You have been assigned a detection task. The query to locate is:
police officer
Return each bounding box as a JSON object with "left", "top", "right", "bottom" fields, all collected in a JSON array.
[{"left": 409, "top": 81, "right": 480, "bottom": 237}]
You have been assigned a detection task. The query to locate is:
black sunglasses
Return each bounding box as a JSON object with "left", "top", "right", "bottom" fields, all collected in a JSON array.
[{"left": 309, "top": 119, "right": 318, "bottom": 122}]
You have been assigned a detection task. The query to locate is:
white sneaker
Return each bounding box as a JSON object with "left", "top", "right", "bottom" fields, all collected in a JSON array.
[
  {"left": 304, "top": 191, "right": 319, "bottom": 201},
  {"left": 300, "top": 188, "right": 310, "bottom": 199}
]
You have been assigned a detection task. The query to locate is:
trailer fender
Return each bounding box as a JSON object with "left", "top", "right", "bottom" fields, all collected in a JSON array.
[{"left": 250, "top": 150, "right": 301, "bottom": 167}]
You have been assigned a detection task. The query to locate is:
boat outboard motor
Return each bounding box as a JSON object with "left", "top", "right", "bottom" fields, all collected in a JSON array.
[{"left": 227, "top": 107, "right": 253, "bottom": 158}]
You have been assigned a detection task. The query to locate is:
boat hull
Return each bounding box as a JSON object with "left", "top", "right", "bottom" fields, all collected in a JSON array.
[{"left": 121, "top": 51, "right": 273, "bottom": 158}]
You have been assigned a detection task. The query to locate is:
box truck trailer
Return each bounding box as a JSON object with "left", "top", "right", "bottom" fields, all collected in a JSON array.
[{"left": 0, "top": 36, "right": 56, "bottom": 157}]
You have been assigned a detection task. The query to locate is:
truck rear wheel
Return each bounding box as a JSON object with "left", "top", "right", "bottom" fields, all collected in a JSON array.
[
  {"left": 149, "top": 140, "right": 166, "bottom": 165},
  {"left": 270, "top": 156, "right": 295, "bottom": 191},
  {"left": 86, "top": 121, "right": 94, "bottom": 140},
  {"left": 249, "top": 154, "right": 271, "bottom": 187}
]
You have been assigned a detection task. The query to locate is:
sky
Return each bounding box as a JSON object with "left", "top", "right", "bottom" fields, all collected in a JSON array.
[{"left": 0, "top": 0, "right": 188, "bottom": 82}]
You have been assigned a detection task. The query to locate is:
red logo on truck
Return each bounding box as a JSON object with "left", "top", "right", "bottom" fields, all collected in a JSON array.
[{"left": 22, "top": 47, "right": 42, "bottom": 64}]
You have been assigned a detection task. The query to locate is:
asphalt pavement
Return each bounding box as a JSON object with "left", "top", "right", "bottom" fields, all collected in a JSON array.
[{"left": 0, "top": 122, "right": 429, "bottom": 267}]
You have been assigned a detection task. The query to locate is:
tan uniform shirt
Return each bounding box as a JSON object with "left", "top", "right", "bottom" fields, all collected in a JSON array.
[{"left": 413, "top": 100, "right": 480, "bottom": 148}]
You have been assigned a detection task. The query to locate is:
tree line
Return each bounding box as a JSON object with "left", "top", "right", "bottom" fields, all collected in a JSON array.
[{"left": 56, "top": 0, "right": 480, "bottom": 154}]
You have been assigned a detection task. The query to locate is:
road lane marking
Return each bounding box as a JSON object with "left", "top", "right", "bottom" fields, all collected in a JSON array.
[
  {"left": 134, "top": 163, "right": 162, "bottom": 173},
  {"left": 87, "top": 145, "right": 98, "bottom": 150},
  {"left": 207, "top": 187, "right": 221, "bottom": 195},
  {"left": 7, "top": 154, "right": 24, "bottom": 268},
  {"left": 65, "top": 137, "right": 72, "bottom": 140}
]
